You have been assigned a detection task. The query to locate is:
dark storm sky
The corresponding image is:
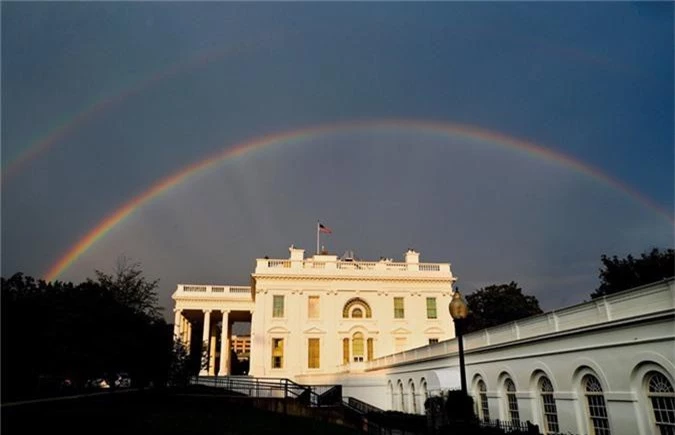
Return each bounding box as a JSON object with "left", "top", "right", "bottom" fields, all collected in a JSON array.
[{"left": 2, "top": 2, "right": 673, "bottom": 318}]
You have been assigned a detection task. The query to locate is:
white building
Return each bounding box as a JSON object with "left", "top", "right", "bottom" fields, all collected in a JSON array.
[
  {"left": 172, "top": 246, "right": 675, "bottom": 435},
  {"left": 249, "top": 246, "right": 456, "bottom": 377},
  {"left": 172, "top": 245, "right": 456, "bottom": 377}
]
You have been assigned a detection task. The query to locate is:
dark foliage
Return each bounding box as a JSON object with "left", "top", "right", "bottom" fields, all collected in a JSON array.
[
  {"left": 463, "top": 282, "right": 543, "bottom": 334},
  {"left": 426, "top": 391, "right": 540, "bottom": 435},
  {"left": 366, "top": 409, "right": 427, "bottom": 433},
  {"left": 167, "top": 339, "right": 192, "bottom": 387},
  {"left": 444, "top": 390, "right": 476, "bottom": 422},
  {"left": 230, "top": 349, "right": 250, "bottom": 375},
  {"left": 592, "top": 248, "right": 674, "bottom": 299},
  {"left": 1, "top": 261, "right": 173, "bottom": 401}
]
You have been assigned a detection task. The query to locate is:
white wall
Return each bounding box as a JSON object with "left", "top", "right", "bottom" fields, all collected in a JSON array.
[
  {"left": 173, "top": 249, "right": 674, "bottom": 435},
  {"left": 249, "top": 246, "right": 456, "bottom": 378},
  {"left": 330, "top": 279, "right": 674, "bottom": 435}
]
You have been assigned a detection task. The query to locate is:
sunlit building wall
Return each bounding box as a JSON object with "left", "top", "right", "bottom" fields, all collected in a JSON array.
[
  {"left": 173, "top": 249, "right": 675, "bottom": 435},
  {"left": 248, "top": 246, "right": 456, "bottom": 378}
]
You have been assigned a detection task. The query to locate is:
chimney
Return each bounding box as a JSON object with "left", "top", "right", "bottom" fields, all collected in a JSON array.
[
  {"left": 405, "top": 248, "right": 420, "bottom": 264},
  {"left": 289, "top": 245, "right": 305, "bottom": 261}
]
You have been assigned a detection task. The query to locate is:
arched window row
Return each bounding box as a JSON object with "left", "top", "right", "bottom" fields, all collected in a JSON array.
[
  {"left": 470, "top": 367, "right": 674, "bottom": 435},
  {"left": 389, "top": 377, "right": 430, "bottom": 414},
  {"left": 387, "top": 367, "right": 674, "bottom": 428}
]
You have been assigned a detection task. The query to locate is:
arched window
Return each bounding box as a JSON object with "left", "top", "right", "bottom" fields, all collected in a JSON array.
[
  {"left": 398, "top": 380, "right": 406, "bottom": 413},
  {"left": 352, "top": 308, "right": 363, "bottom": 318},
  {"left": 352, "top": 332, "right": 364, "bottom": 362},
  {"left": 343, "top": 298, "right": 372, "bottom": 318},
  {"left": 420, "top": 378, "right": 428, "bottom": 414},
  {"left": 583, "top": 374, "right": 611, "bottom": 435},
  {"left": 409, "top": 379, "right": 417, "bottom": 414},
  {"left": 478, "top": 379, "right": 490, "bottom": 422},
  {"left": 646, "top": 372, "right": 675, "bottom": 435},
  {"left": 388, "top": 381, "right": 395, "bottom": 410},
  {"left": 539, "top": 377, "right": 559, "bottom": 434},
  {"left": 504, "top": 379, "right": 520, "bottom": 425}
]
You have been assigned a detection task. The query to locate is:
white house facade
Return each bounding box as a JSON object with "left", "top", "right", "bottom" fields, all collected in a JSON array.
[
  {"left": 248, "top": 246, "right": 456, "bottom": 378},
  {"left": 172, "top": 246, "right": 675, "bottom": 435}
]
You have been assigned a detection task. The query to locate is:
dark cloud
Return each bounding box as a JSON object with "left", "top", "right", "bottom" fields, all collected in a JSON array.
[{"left": 2, "top": 3, "right": 672, "bottom": 318}]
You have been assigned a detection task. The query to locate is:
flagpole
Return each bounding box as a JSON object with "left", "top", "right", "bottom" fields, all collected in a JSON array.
[{"left": 316, "top": 220, "right": 320, "bottom": 255}]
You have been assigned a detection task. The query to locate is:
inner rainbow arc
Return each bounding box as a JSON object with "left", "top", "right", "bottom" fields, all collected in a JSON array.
[{"left": 43, "top": 119, "right": 673, "bottom": 282}]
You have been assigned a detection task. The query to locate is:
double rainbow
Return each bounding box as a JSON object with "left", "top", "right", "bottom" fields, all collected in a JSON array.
[{"left": 43, "top": 119, "right": 673, "bottom": 282}]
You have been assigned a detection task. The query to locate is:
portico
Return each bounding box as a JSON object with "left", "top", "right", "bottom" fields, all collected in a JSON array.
[{"left": 172, "top": 285, "right": 254, "bottom": 376}]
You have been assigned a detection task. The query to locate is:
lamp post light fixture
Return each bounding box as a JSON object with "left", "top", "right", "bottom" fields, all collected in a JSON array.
[{"left": 449, "top": 288, "right": 469, "bottom": 396}]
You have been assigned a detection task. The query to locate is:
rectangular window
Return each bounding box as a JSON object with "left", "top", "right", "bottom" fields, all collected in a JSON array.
[
  {"left": 480, "top": 392, "right": 490, "bottom": 422},
  {"left": 541, "top": 392, "right": 559, "bottom": 433},
  {"left": 342, "top": 338, "right": 350, "bottom": 364},
  {"left": 367, "top": 338, "right": 374, "bottom": 361},
  {"left": 308, "top": 296, "right": 320, "bottom": 319},
  {"left": 429, "top": 338, "right": 439, "bottom": 345},
  {"left": 507, "top": 392, "right": 520, "bottom": 425},
  {"left": 273, "top": 295, "right": 284, "bottom": 318},
  {"left": 353, "top": 337, "right": 364, "bottom": 361},
  {"left": 308, "top": 338, "right": 320, "bottom": 369},
  {"left": 394, "top": 297, "right": 405, "bottom": 319},
  {"left": 426, "top": 297, "right": 437, "bottom": 319},
  {"left": 271, "top": 338, "right": 284, "bottom": 368},
  {"left": 586, "top": 395, "right": 610, "bottom": 435}
]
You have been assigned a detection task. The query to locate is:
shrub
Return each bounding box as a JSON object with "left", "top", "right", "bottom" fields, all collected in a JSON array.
[{"left": 444, "top": 389, "right": 476, "bottom": 423}]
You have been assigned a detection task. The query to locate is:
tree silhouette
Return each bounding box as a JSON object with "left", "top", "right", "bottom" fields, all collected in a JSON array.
[
  {"left": 94, "top": 256, "right": 162, "bottom": 320},
  {"left": 1, "top": 261, "right": 171, "bottom": 401},
  {"left": 462, "top": 282, "right": 543, "bottom": 334},
  {"left": 592, "top": 248, "right": 674, "bottom": 299}
]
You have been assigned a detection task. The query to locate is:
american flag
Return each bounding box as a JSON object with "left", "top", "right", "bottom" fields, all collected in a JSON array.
[{"left": 319, "top": 223, "right": 332, "bottom": 234}]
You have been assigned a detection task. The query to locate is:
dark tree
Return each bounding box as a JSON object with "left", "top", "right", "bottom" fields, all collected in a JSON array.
[
  {"left": 463, "top": 282, "right": 543, "bottom": 334},
  {"left": 592, "top": 248, "right": 674, "bottom": 299},
  {"left": 167, "top": 338, "right": 192, "bottom": 387},
  {"left": 94, "top": 256, "right": 163, "bottom": 320},
  {"left": 1, "top": 261, "right": 172, "bottom": 401}
]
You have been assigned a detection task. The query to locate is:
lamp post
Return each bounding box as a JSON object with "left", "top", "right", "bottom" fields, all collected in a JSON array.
[{"left": 449, "top": 288, "right": 469, "bottom": 396}]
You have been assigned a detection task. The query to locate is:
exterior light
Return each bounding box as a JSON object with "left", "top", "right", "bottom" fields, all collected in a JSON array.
[
  {"left": 449, "top": 290, "right": 469, "bottom": 320},
  {"left": 449, "top": 288, "right": 469, "bottom": 397}
]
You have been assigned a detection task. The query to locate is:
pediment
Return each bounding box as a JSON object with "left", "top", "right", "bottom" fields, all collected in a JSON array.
[
  {"left": 303, "top": 326, "right": 326, "bottom": 335},
  {"left": 267, "top": 326, "right": 290, "bottom": 334},
  {"left": 391, "top": 327, "right": 412, "bottom": 335},
  {"left": 424, "top": 326, "right": 445, "bottom": 334}
]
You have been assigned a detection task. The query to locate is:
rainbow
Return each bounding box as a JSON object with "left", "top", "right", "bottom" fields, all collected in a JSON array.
[
  {"left": 2, "top": 36, "right": 270, "bottom": 182},
  {"left": 43, "top": 119, "right": 673, "bottom": 281}
]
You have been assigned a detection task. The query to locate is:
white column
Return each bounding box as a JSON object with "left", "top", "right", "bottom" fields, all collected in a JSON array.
[
  {"left": 181, "top": 317, "right": 188, "bottom": 343},
  {"left": 186, "top": 321, "right": 192, "bottom": 354},
  {"left": 173, "top": 309, "right": 181, "bottom": 340},
  {"left": 200, "top": 310, "right": 211, "bottom": 376},
  {"left": 208, "top": 323, "right": 217, "bottom": 376},
  {"left": 219, "top": 310, "right": 230, "bottom": 376}
]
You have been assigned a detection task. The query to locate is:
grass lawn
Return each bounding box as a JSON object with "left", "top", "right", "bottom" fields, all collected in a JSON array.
[{"left": 2, "top": 388, "right": 361, "bottom": 434}]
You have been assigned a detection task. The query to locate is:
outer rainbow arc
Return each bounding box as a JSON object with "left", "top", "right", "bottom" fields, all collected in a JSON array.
[
  {"left": 43, "top": 127, "right": 313, "bottom": 282},
  {"left": 43, "top": 119, "right": 673, "bottom": 282},
  {"left": 2, "top": 36, "right": 271, "bottom": 183}
]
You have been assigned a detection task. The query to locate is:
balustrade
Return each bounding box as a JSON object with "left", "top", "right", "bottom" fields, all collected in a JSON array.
[{"left": 256, "top": 258, "right": 447, "bottom": 273}]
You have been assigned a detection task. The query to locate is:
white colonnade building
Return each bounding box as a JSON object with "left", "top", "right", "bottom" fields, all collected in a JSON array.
[
  {"left": 172, "top": 245, "right": 675, "bottom": 435},
  {"left": 173, "top": 245, "right": 455, "bottom": 376}
]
